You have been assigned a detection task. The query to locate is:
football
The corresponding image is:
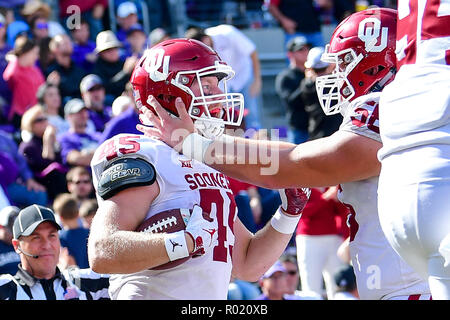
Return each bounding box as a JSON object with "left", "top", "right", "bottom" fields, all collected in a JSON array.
[{"left": 136, "top": 208, "right": 191, "bottom": 270}]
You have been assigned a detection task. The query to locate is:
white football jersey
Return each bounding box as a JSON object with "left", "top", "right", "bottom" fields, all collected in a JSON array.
[
  {"left": 378, "top": 0, "right": 450, "bottom": 161},
  {"left": 396, "top": 0, "right": 450, "bottom": 68},
  {"left": 91, "top": 134, "right": 238, "bottom": 300},
  {"left": 337, "top": 93, "right": 430, "bottom": 300}
]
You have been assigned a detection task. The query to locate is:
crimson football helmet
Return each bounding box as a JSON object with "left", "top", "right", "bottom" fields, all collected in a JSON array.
[
  {"left": 316, "top": 8, "right": 397, "bottom": 115},
  {"left": 131, "top": 38, "right": 244, "bottom": 138}
]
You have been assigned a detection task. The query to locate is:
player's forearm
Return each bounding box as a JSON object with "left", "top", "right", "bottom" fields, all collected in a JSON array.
[
  {"left": 88, "top": 229, "right": 194, "bottom": 274},
  {"left": 233, "top": 224, "right": 292, "bottom": 281},
  {"left": 202, "top": 136, "right": 336, "bottom": 189}
]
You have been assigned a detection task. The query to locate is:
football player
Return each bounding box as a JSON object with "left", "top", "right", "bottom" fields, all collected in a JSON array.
[
  {"left": 88, "top": 39, "right": 310, "bottom": 300},
  {"left": 377, "top": 0, "right": 450, "bottom": 299},
  {"left": 138, "top": 8, "right": 431, "bottom": 300}
]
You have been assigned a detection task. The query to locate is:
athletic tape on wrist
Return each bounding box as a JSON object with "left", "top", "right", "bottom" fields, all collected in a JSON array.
[
  {"left": 270, "top": 207, "right": 301, "bottom": 234},
  {"left": 181, "top": 133, "right": 213, "bottom": 162},
  {"left": 164, "top": 231, "right": 189, "bottom": 261}
]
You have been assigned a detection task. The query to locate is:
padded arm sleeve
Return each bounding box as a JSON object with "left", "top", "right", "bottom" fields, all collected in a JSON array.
[{"left": 97, "top": 157, "right": 157, "bottom": 200}]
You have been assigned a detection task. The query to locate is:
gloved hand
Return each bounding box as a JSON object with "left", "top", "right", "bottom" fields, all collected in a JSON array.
[
  {"left": 278, "top": 188, "right": 311, "bottom": 217},
  {"left": 185, "top": 205, "right": 218, "bottom": 258}
]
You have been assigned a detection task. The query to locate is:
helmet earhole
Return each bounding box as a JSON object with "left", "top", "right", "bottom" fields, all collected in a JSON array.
[
  {"left": 358, "top": 81, "right": 364, "bottom": 87},
  {"left": 192, "top": 107, "right": 200, "bottom": 116}
]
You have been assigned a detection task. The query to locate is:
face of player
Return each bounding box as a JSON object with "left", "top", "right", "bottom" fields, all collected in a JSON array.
[
  {"left": 15, "top": 222, "right": 60, "bottom": 279},
  {"left": 189, "top": 75, "right": 225, "bottom": 119}
]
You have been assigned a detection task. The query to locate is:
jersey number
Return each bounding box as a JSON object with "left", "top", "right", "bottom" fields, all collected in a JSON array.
[
  {"left": 96, "top": 135, "right": 141, "bottom": 161},
  {"left": 397, "top": 0, "right": 450, "bottom": 65},
  {"left": 199, "top": 189, "right": 237, "bottom": 263},
  {"left": 350, "top": 101, "right": 379, "bottom": 134}
]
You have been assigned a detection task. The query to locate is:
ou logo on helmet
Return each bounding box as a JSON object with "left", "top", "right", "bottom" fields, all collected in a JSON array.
[
  {"left": 143, "top": 48, "right": 170, "bottom": 82},
  {"left": 358, "top": 18, "right": 388, "bottom": 52}
]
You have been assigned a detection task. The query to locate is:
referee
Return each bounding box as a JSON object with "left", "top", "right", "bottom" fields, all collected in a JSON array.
[{"left": 0, "top": 204, "right": 110, "bottom": 300}]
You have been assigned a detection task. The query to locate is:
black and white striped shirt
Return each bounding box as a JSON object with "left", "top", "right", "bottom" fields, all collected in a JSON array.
[{"left": 0, "top": 265, "right": 110, "bottom": 300}]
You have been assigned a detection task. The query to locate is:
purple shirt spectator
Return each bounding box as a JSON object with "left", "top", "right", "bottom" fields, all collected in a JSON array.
[
  {"left": 0, "top": 130, "right": 33, "bottom": 182},
  {"left": 18, "top": 135, "right": 64, "bottom": 177},
  {"left": 72, "top": 40, "right": 96, "bottom": 72},
  {"left": 58, "top": 131, "right": 100, "bottom": 166},
  {"left": 88, "top": 105, "right": 112, "bottom": 133},
  {"left": 99, "top": 106, "right": 140, "bottom": 143}
]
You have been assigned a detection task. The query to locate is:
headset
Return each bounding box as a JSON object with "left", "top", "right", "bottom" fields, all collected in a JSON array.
[{"left": 17, "top": 246, "right": 39, "bottom": 259}]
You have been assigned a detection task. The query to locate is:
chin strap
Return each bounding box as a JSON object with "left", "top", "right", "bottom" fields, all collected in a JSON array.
[
  {"left": 370, "top": 67, "right": 397, "bottom": 93},
  {"left": 194, "top": 118, "right": 225, "bottom": 139}
]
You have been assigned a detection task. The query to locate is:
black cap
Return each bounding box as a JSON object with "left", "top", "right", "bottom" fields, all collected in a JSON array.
[{"left": 13, "top": 205, "right": 61, "bottom": 239}]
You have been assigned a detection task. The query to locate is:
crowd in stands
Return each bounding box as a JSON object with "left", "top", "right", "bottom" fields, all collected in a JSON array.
[{"left": 0, "top": 0, "right": 395, "bottom": 300}]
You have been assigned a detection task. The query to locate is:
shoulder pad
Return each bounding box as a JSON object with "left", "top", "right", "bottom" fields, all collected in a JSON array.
[{"left": 97, "top": 157, "right": 156, "bottom": 200}]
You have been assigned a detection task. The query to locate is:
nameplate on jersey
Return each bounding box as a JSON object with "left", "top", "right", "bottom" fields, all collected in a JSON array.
[{"left": 97, "top": 157, "right": 156, "bottom": 200}]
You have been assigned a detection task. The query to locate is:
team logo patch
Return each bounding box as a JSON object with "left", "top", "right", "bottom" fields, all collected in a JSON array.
[
  {"left": 358, "top": 17, "right": 388, "bottom": 52},
  {"left": 180, "top": 159, "right": 193, "bottom": 168}
]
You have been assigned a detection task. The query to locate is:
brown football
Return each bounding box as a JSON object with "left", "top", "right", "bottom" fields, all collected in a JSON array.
[{"left": 136, "top": 208, "right": 191, "bottom": 270}]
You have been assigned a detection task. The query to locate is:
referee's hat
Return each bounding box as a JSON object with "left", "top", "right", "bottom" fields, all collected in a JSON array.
[{"left": 13, "top": 205, "right": 61, "bottom": 239}]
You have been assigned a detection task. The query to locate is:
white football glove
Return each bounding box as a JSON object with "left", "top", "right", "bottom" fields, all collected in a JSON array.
[{"left": 185, "top": 205, "right": 218, "bottom": 258}]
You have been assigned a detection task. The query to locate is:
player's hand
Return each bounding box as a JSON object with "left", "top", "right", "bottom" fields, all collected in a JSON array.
[
  {"left": 278, "top": 188, "right": 311, "bottom": 217},
  {"left": 136, "top": 95, "right": 195, "bottom": 152},
  {"left": 184, "top": 205, "right": 217, "bottom": 258}
]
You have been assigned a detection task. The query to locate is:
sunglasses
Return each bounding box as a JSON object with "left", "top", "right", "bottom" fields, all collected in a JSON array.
[
  {"left": 36, "top": 22, "right": 48, "bottom": 30},
  {"left": 71, "top": 179, "right": 91, "bottom": 185},
  {"left": 33, "top": 116, "right": 48, "bottom": 123}
]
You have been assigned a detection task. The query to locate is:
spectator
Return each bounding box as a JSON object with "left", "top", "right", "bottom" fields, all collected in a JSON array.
[
  {"left": 58, "top": 98, "right": 100, "bottom": 168},
  {"left": 28, "top": 15, "right": 49, "bottom": 42},
  {"left": 0, "top": 206, "right": 20, "bottom": 275},
  {"left": 255, "top": 260, "right": 292, "bottom": 300},
  {"left": 58, "top": 0, "right": 107, "bottom": 41},
  {"left": 266, "top": 0, "right": 324, "bottom": 47},
  {"left": 125, "top": 23, "right": 147, "bottom": 58},
  {"left": 295, "top": 187, "right": 349, "bottom": 299},
  {"left": 53, "top": 193, "right": 89, "bottom": 269},
  {"left": 0, "top": 129, "right": 47, "bottom": 207},
  {"left": 279, "top": 253, "right": 324, "bottom": 300},
  {"left": 79, "top": 198, "right": 97, "bottom": 229},
  {"left": 70, "top": 18, "right": 97, "bottom": 73},
  {"left": 115, "top": 1, "right": 139, "bottom": 44},
  {"left": 66, "top": 166, "right": 95, "bottom": 202},
  {"left": 0, "top": 204, "right": 110, "bottom": 300},
  {"left": 301, "top": 46, "right": 342, "bottom": 141},
  {"left": 148, "top": 27, "right": 170, "bottom": 47},
  {"left": 275, "top": 36, "right": 311, "bottom": 144},
  {"left": 333, "top": 264, "right": 359, "bottom": 300},
  {"left": 20, "top": 0, "right": 66, "bottom": 38},
  {"left": 79, "top": 74, "right": 112, "bottom": 133},
  {"left": 185, "top": 25, "right": 263, "bottom": 130},
  {"left": 18, "top": 104, "right": 68, "bottom": 202},
  {"left": 3, "top": 35, "right": 45, "bottom": 129},
  {"left": 228, "top": 177, "right": 262, "bottom": 234},
  {"left": 36, "top": 82, "right": 70, "bottom": 138},
  {"left": 92, "top": 31, "right": 138, "bottom": 105},
  {"left": 46, "top": 34, "right": 87, "bottom": 103},
  {"left": 99, "top": 95, "right": 140, "bottom": 143},
  {"left": 111, "top": 94, "right": 133, "bottom": 117},
  {"left": 0, "top": 13, "right": 12, "bottom": 123}
]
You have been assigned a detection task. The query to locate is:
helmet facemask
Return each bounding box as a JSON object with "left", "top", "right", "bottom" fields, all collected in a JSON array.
[
  {"left": 316, "top": 46, "right": 363, "bottom": 115},
  {"left": 174, "top": 61, "right": 244, "bottom": 139}
]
